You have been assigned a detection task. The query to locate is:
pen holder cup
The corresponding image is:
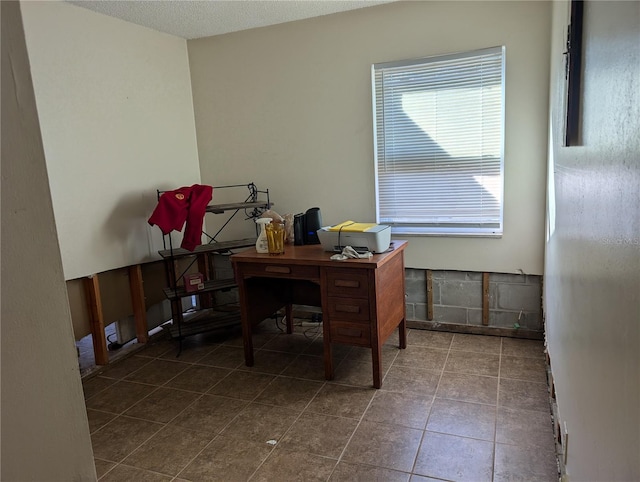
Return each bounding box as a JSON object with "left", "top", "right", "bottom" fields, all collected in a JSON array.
[{"left": 266, "top": 222, "right": 285, "bottom": 255}]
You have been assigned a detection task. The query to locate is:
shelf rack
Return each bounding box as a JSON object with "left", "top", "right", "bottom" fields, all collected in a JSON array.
[{"left": 156, "top": 183, "right": 271, "bottom": 349}]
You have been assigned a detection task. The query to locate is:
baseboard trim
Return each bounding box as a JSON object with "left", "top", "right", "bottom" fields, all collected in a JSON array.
[{"left": 406, "top": 319, "right": 544, "bottom": 340}]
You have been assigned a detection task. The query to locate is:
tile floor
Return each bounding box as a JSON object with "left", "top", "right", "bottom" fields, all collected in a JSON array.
[{"left": 83, "top": 320, "right": 559, "bottom": 481}]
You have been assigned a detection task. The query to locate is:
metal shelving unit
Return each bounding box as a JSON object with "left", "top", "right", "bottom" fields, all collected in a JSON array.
[{"left": 157, "top": 183, "right": 271, "bottom": 351}]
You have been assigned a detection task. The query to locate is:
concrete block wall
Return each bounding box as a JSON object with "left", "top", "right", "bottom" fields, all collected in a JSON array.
[
  {"left": 405, "top": 269, "right": 543, "bottom": 332},
  {"left": 209, "top": 254, "right": 544, "bottom": 334}
]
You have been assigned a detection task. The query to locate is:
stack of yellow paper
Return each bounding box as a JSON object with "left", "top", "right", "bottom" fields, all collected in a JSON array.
[{"left": 328, "top": 221, "right": 377, "bottom": 232}]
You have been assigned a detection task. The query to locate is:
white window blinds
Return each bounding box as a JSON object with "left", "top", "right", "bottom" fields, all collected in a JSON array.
[{"left": 373, "top": 46, "right": 505, "bottom": 235}]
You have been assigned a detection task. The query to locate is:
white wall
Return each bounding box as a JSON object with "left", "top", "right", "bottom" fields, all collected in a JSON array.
[
  {"left": 545, "top": 1, "right": 640, "bottom": 480},
  {"left": 20, "top": 1, "right": 202, "bottom": 280},
  {"left": 1, "top": 1, "right": 96, "bottom": 479},
  {"left": 188, "top": 1, "right": 551, "bottom": 274}
]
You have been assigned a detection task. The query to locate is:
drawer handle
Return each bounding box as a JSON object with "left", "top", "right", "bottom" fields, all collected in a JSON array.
[
  {"left": 338, "top": 327, "right": 363, "bottom": 338},
  {"left": 335, "top": 304, "right": 360, "bottom": 314},
  {"left": 265, "top": 266, "right": 290, "bottom": 274},
  {"left": 335, "top": 279, "right": 359, "bottom": 288}
]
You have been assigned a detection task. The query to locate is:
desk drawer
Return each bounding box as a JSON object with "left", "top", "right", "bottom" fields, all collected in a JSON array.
[
  {"left": 329, "top": 321, "right": 371, "bottom": 347},
  {"left": 326, "top": 269, "right": 369, "bottom": 299},
  {"left": 327, "top": 296, "right": 370, "bottom": 322},
  {"left": 240, "top": 263, "right": 320, "bottom": 280}
]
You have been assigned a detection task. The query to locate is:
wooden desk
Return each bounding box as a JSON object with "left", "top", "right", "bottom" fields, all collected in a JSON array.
[{"left": 231, "top": 240, "right": 407, "bottom": 388}]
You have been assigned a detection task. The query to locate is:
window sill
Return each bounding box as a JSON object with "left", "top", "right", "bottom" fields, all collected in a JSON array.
[{"left": 391, "top": 228, "right": 503, "bottom": 238}]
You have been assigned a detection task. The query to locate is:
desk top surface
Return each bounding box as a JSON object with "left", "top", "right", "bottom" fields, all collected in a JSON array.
[{"left": 231, "top": 240, "right": 407, "bottom": 269}]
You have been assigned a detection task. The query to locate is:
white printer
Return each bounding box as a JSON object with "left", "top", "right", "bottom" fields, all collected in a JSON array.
[{"left": 317, "top": 221, "right": 392, "bottom": 254}]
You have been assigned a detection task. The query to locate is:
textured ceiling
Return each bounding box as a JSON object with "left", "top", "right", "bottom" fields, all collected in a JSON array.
[{"left": 67, "top": 0, "right": 396, "bottom": 40}]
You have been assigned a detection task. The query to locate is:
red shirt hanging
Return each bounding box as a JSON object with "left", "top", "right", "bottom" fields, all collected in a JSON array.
[{"left": 148, "top": 184, "right": 213, "bottom": 251}]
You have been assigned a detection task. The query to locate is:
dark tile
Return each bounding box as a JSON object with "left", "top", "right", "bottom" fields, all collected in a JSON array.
[
  {"left": 84, "top": 380, "right": 157, "bottom": 414},
  {"left": 196, "top": 345, "right": 245, "bottom": 369},
  {"left": 125, "top": 359, "right": 191, "bottom": 385},
  {"left": 414, "top": 431, "right": 493, "bottom": 482},
  {"left": 253, "top": 318, "right": 286, "bottom": 334},
  {"left": 138, "top": 340, "right": 174, "bottom": 359},
  {"left": 436, "top": 372, "right": 498, "bottom": 405},
  {"left": 496, "top": 407, "right": 555, "bottom": 447},
  {"left": 494, "top": 442, "right": 559, "bottom": 482},
  {"left": 93, "top": 458, "right": 115, "bottom": 479},
  {"left": 178, "top": 436, "right": 273, "bottom": 481},
  {"left": 342, "top": 420, "right": 422, "bottom": 472},
  {"left": 426, "top": 398, "right": 495, "bottom": 441},
  {"left": 207, "top": 370, "right": 275, "bottom": 400},
  {"left": 170, "top": 394, "right": 247, "bottom": 435},
  {"left": 499, "top": 378, "right": 550, "bottom": 412},
  {"left": 187, "top": 330, "right": 230, "bottom": 343},
  {"left": 444, "top": 350, "right": 500, "bottom": 377},
  {"left": 255, "top": 377, "right": 323, "bottom": 410},
  {"left": 250, "top": 447, "right": 337, "bottom": 482},
  {"left": 303, "top": 338, "right": 351, "bottom": 360},
  {"left": 261, "top": 333, "right": 314, "bottom": 354},
  {"left": 451, "top": 333, "right": 502, "bottom": 354},
  {"left": 83, "top": 376, "right": 116, "bottom": 400},
  {"left": 279, "top": 412, "right": 358, "bottom": 458},
  {"left": 393, "top": 346, "right": 448, "bottom": 371},
  {"left": 86, "top": 409, "right": 116, "bottom": 434},
  {"left": 159, "top": 341, "right": 218, "bottom": 363},
  {"left": 210, "top": 328, "right": 246, "bottom": 347},
  {"left": 281, "top": 354, "right": 326, "bottom": 381},
  {"left": 81, "top": 331, "right": 561, "bottom": 482},
  {"left": 344, "top": 345, "right": 400, "bottom": 367},
  {"left": 332, "top": 358, "right": 378, "bottom": 387},
  {"left": 123, "top": 425, "right": 213, "bottom": 476},
  {"left": 124, "top": 387, "right": 201, "bottom": 423},
  {"left": 222, "top": 331, "right": 276, "bottom": 349},
  {"left": 407, "top": 329, "right": 453, "bottom": 350},
  {"left": 501, "top": 338, "right": 545, "bottom": 359},
  {"left": 364, "top": 390, "right": 432, "bottom": 429},
  {"left": 299, "top": 336, "right": 325, "bottom": 356},
  {"left": 382, "top": 366, "right": 440, "bottom": 396},
  {"left": 220, "top": 402, "right": 300, "bottom": 443},
  {"left": 291, "top": 321, "right": 323, "bottom": 336},
  {"left": 164, "top": 365, "right": 231, "bottom": 392},
  {"left": 99, "top": 464, "right": 172, "bottom": 481},
  {"left": 305, "top": 383, "right": 376, "bottom": 419},
  {"left": 90, "top": 416, "right": 163, "bottom": 462},
  {"left": 98, "top": 356, "right": 153, "bottom": 380},
  {"left": 383, "top": 327, "right": 404, "bottom": 347},
  {"left": 329, "top": 461, "right": 410, "bottom": 481},
  {"left": 238, "top": 349, "right": 297, "bottom": 375},
  {"left": 343, "top": 347, "right": 371, "bottom": 363},
  {"left": 500, "top": 355, "right": 548, "bottom": 383}
]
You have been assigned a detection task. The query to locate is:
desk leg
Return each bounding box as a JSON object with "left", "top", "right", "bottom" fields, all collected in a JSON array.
[
  {"left": 322, "top": 317, "right": 334, "bottom": 381},
  {"left": 372, "top": 341, "right": 382, "bottom": 389},
  {"left": 399, "top": 317, "right": 407, "bottom": 349},
  {"left": 324, "top": 341, "right": 334, "bottom": 381},
  {"left": 285, "top": 304, "right": 293, "bottom": 334},
  {"left": 237, "top": 280, "right": 254, "bottom": 367}
]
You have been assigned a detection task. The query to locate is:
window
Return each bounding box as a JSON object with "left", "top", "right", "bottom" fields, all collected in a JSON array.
[
  {"left": 372, "top": 46, "right": 505, "bottom": 236},
  {"left": 564, "top": 0, "right": 583, "bottom": 146}
]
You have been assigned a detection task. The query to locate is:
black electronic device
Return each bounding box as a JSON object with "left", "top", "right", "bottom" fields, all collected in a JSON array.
[
  {"left": 293, "top": 213, "right": 305, "bottom": 245},
  {"left": 304, "top": 207, "right": 322, "bottom": 244}
]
